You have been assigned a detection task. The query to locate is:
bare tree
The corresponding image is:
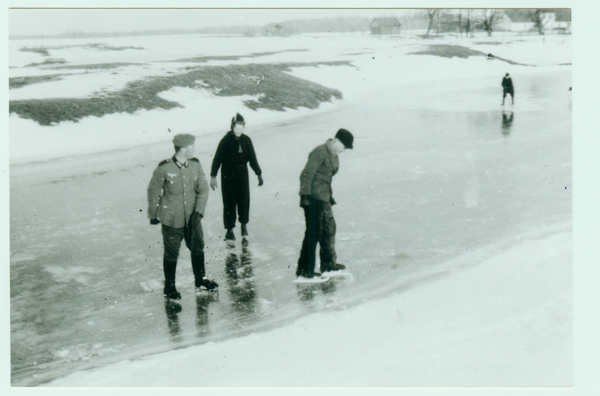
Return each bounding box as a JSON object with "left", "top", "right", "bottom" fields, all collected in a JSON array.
[
  {"left": 423, "top": 9, "right": 439, "bottom": 38},
  {"left": 462, "top": 9, "right": 476, "bottom": 38},
  {"left": 527, "top": 9, "right": 551, "bottom": 35},
  {"left": 438, "top": 10, "right": 460, "bottom": 34},
  {"left": 479, "top": 9, "right": 504, "bottom": 37}
]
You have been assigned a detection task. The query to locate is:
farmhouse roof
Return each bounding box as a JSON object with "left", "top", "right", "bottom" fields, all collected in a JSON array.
[
  {"left": 553, "top": 9, "right": 571, "bottom": 22},
  {"left": 370, "top": 17, "right": 401, "bottom": 27},
  {"left": 503, "top": 10, "right": 533, "bottom": 23},
  {"left": 504, "top": 9, "right": 571, "bottom": 23}
]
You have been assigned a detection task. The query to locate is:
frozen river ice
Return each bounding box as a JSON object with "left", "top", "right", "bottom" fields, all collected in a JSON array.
[
  {"left": 8, "top": 31, "right": 572, "bottom": 386},
  {"left": 10, "top": 66, "right": 571, "bottom": 386}
]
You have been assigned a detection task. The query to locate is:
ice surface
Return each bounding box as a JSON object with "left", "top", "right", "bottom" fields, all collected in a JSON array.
[
  {"left": 45, "top": 230, "right": 572, "bottom": 387},
  {"left": 9, "top": 31, "right": 572, "bottom": 387}
]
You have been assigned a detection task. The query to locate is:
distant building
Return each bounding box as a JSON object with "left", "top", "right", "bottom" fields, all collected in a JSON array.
[
  {"left": 503, "top": 11, "right": 536, "bottom": 32},
  {"left": 552, "top": 9, "right": 571, "bottom": 33},
  {"left": 504, "top": 9, "right": 571, "bottom": 34},
  {"left": 264, "top": 23, "right": 288, "bottom": 37},
  {"left": 370, "top": 17, "right": 401, "bottom": 35}
]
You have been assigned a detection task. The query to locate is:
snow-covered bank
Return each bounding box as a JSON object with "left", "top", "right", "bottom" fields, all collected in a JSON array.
[
  {"left": 45, "top": 228, "right": 572, "bottom": 387},
  {"left": 9, "top": 33, "right": 571, "bottom": 164}
]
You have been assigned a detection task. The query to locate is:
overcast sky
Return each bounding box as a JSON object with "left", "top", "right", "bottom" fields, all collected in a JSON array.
[{"left": 9, "top": 8, "right": 417, "bottom": 37}]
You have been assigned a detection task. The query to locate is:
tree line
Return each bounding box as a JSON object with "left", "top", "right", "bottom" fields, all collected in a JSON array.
[
  {"left": 10, "top": 9, "right": 570, "bottom": 40},
  {"left": 422, "top": 9, "right": 571, "bottom": 38}
]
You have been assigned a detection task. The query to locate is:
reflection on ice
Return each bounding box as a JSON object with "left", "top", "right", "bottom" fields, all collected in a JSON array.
[
  {"left": 295, "top": 279, "right": 337, "bottom": 303},
  {"left": 163, "top": 301, "right": 183, "bottom": 344},
  {"left": 502, "top": 111, "right": 514, "bottom": 135},
  {"left": 195, "top": 292, "right": 218, "bottom": 339},
  {"left": 224, "top": 240, "right": 258, "bottom": 324}
]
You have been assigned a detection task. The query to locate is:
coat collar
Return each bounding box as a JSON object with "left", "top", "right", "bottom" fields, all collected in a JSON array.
[
  {"left": 228, "top": 130, "right": 244, "bottom": 139},
  {"left": 325, "top": 139, "right": 337, "bottom": 156},
  {"left": 172, "top": 155, "right": 189, "bottom": 168}
]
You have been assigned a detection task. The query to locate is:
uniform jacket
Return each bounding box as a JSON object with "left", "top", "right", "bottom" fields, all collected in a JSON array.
[
  {"left": 502, "top": 76, "right": 514, "bottom": 91},
  {"left": 299, "top": 139, "right": 339, "bottom": 202},
  {"left": 210, "top": 131, "right": 262, "bottom": 178},
  {"left": 147, "top": 156, "right": 209, "bottom": 228}
]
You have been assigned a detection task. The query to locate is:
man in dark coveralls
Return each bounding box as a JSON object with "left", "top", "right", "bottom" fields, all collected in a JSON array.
[
  {"left": 502, "top": 73, "right": 514, "bottom": 105},
  {"left": 148, "top": 134, "right": 218, "bottom": 300},
  {"left": 210, "top": 113, "right": 263, "bottom": 241},
  {"left": 296, "top": 129, "right": 354, "bottom": 279}
]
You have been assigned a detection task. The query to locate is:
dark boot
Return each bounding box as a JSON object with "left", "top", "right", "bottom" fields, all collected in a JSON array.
[
  {"left": 225, "top": 229, "right": 236, "bottom": 241},
  {"left": 192, "top": 252, "right": 218, "bottom": 290},
  {"left": 191, "top": 253, "right": 206, "bottom": 288},
  {"left": 241, "top": 224, "right": 248, "bottom": 237},
  {"left": 164, "top": 280, "right": 181, "bottom": 300},
  {"left": 163, "top": 259, "right": 181, "bottom": 300},
  {"left": 321, "top": 263, "right": 346, "bottom": 273},
  {"left": 197, "top": 278, "right": 219, "bottom": 291}
]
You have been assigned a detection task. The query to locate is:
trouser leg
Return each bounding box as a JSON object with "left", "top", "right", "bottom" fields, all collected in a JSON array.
[
  {"left": 318, "top": 201, "right": 337, "bottom": 271},
  {"left": 191, "top": 252, "right": 206, "bottom": 285},
  {"left": 162, "top": 225, "right": 184, "bottom": 282},
  {"left": 297, "top": 198, "right": 323, "bottom": 277},
  {"left": 237, "top": 169, "right": 250, "bottom": 225},
  {"left": 222, "top": 175, "right": 237, "bottom": 230},
  {"left": 184, "top": 215, "right": 206, "bottom": 284}
]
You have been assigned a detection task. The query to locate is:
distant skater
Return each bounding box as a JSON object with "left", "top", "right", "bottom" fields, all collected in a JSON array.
[
  {"left": 296, "top": 129, "right": 354, "bottom": 279},
  {"left": 148, "top": 134, "right": 218, "bottom": 300},
  {"left": 210, "top": 113, "right": 263, "bottom": 241},
  {"left": 502, "top": 73, "right": 514, "bottom": 105}
]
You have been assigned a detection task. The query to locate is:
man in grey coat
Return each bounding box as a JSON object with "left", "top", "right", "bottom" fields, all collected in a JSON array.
[
  {"left": 296, "top": 129, "right": 354, "bottom": 279},
  {"left": 148, "top": 133, "right": 218, "bottom": 300}
]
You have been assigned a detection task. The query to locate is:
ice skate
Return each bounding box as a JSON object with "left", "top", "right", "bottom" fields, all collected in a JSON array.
[
  {"left": 321, "top": 263, "right": 353, "bottom": 280},
  {"left": 225, "top": 229, "right": 236, "bottom": 241},
  {"left": 163, "top": 280, "right": 182, "bottom": 300},
  {"left": 320, "top": 263, "right": 346, "bottom": 273},
  {"left": 196, "top": 277, "right": 219, "bottom": 292},
  {"left": 294, "top": 272, "right": 330, "bottom": 284}
]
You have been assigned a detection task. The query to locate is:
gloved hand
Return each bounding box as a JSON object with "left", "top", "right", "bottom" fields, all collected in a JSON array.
[
  {"left": 190, "top": 211, "right": 202, "bottom": 225},
  {"left": 210, "top": 177, "right": 218, "bottom": 191},
  {"left": 300, "top": 195, "right": 311, "bottom": 208},
  {"left": 258, "top": 175, "right": 264, "bottom": 186},
  {"left": 150, "top": 218, "right": 160, "bottom": 225},
  {"left": 330, "top": 196, "right": 337, "bottom": 206}
]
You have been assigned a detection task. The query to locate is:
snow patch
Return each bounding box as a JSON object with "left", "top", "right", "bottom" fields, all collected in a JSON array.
[
  {"left": 44, "top": 266, "right": 100, "bottom": 285},
  {"left": 10, "top": 252, "right": 35, "bottom": 262}
]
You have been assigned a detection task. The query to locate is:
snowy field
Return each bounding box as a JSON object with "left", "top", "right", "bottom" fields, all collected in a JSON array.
[{"left": 9, "top": 30, "right": 573, "bottom": 388}]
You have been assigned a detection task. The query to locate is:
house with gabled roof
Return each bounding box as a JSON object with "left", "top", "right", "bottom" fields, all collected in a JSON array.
[
  {"left": 370, "top": 17, "right": 401, "bottom": 35},
  {"left": 503, "top": 9, "right": 571, "bottom": 33}
]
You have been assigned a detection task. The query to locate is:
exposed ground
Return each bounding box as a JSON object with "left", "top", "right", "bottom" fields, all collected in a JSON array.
[
  {"left": 47, "top": 62, "right": 143, "bottom": 70},
  {"left": 20, "top": 43, "right": 144, "bottom": 57},
  {"left": 169, "top": 49, "right": 309, "bottom": 63},
  {"left": 409, "top": 44, "right": 530, "bottom": 66},
  {"left": 25, "top": 58, "right": 67, "bottom": 67},
  {"left": 9, "top": 74, "right": 71, "bottom": 90},
  {"left": 9, "top": 61, "right": 349, "bottom": 125},
  {"left": 20, "top": 47, "right": 50, "bottom": 56}
]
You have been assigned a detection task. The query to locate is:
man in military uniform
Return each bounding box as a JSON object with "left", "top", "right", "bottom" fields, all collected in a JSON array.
[
  {"left": 148, "top": 133, "right": 218, "bottom": 300},
  {"left": 296, "top": 128, "right": 354, "bottom": 279},
  {"left": 210, "top": 113, "right": 263, "bottom": 241}
]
